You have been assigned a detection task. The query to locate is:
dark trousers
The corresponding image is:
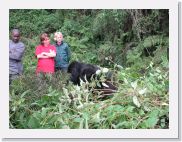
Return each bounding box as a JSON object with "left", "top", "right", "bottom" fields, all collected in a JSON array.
[{"left": 55, "top": 67, "right": 68, "bottom": 73}]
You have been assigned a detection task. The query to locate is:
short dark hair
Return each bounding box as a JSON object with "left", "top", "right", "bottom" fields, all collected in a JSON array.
[{"left": 12, "top": 28, "right": 20, "bottom": 34}]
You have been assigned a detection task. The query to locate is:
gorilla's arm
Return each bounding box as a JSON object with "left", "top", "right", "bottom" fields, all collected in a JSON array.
[{"left": 70, "top": 67, "right": 80, "bottom": 85}]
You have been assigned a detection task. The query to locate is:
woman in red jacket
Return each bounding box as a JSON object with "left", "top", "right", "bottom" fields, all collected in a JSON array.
[{"left": 35, "top": 33, "right": 56, "bottom": 74}]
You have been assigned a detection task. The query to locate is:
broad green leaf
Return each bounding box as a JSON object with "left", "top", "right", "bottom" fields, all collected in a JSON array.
[
  {"left": 144, "top": 117, "right": 159, "bottom": 128},
  {"left": 28, "top": 116, "right": 40, "bottom": 128},
  {"left": 149, "top": 109, "right": 159, "bottom": 118}
]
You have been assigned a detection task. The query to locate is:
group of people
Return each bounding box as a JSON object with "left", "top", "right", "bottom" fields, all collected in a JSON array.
[{"left": 9, "top": 29, "right": 71, "bottom": 85}]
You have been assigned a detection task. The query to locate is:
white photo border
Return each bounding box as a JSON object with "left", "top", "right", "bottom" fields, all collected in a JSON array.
[{"left": 0, "top": 0, "right": 179, "bottom": 139}]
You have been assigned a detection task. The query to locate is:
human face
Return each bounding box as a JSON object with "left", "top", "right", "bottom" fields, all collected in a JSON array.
[
  {"left": 12, "top": 32, "right": 20, "bottom": 43},
  {"left": 56, "top": 36, "right": 63, "bottom": 45},
  {"left": 43, "top": 37, "right": 50, "bottom": 46}
]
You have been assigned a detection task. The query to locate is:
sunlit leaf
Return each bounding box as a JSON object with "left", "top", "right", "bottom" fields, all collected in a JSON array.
[
  {"left": 144, "top": 117, "right": 159, "bottom": 128},
  {"left": 133, "top": 96, "right": 141, "bottom": 108},
  {"left": 124, "top": 78, "right": 128, "bottom": 84},
  {"left": 131, "top": 81, "right": 138, "bottom": 90},
  {"left": 144, "top": 106, "right": 151, "bottom": 112},
  {"left": 138, "top": 88, "right": 147, "bottom": 95},
  {"left": 161, "top": 102, "right": 169, "bottom": 106},
  {"left": 102, "top": 82, "right": 109, "bottom": 88}
]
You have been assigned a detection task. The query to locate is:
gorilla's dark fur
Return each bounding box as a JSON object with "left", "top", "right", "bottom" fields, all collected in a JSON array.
[
  {"left": 67, "top": 61, "right": 117, "bottom": 94},
  {"left": 68, "top": 61, "right": 100, "bottom": 85}
]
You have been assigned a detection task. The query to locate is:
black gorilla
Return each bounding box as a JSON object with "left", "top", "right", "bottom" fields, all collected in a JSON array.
[
  {"left": 67, "top": 61, "right": 117, "bottom": 94},
  {"left": 67, "top": 61, "right": 100, "bottom": 85}
]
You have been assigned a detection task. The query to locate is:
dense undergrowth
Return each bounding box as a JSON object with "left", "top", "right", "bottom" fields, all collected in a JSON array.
[{"left": 9, "top": 9, "right": 169, "bottom": 129}]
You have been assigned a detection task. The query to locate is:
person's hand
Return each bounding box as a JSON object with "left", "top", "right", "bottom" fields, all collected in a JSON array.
[
  {"left": 49, "top": 49, "right": 55, "bottom": 53},
  {"left": 49, "top": 49, "right": 56, "bottom": 57},
  {"left": 37, "top": 52, "right": 49, "bottom": 59},
  {"left": 41, "top": 52, "right": 47, "bottom": 56}
]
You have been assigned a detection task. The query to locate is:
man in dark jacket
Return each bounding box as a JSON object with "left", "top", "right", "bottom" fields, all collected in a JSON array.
[{"left": 9, "top": 29, "right": 25, "bottom": 85}]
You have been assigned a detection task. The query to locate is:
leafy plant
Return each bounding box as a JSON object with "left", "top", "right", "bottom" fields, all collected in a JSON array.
[{"left": 9, "top": 9, "right": 169, "bottom": 129}]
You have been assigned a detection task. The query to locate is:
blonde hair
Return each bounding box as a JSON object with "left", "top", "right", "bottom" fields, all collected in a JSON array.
[{"left": 54, "top": 32, "right": 63, "bottom": 41}]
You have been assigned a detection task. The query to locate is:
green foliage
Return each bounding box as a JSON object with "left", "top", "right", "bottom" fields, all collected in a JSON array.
[
  {"left": 9, "top": 9, "right": 169, "bottom": 129},
  {"left": 126, "top": 35, "right": 169, "bottom": 70},
  {"left": 92, "top": 10, "right": 128, "bottom": 41},
  {"left": 10, "top": 61, "right": 169, "bottom": 129}
]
